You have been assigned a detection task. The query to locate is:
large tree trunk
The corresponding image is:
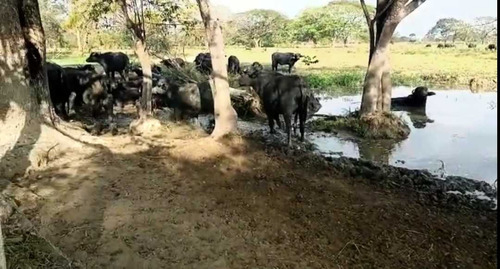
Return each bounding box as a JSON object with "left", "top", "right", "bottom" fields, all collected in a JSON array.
[
  {"left": 0, "top": 0, "right": 49, "bottom": 263},
  {"left": 135, "top": 39, "right": 153, "bottom": 118},
  {"left": 359, "top": 0, "right": 426, "bottom": 116},
  {"left": 197, "top": 0, "right": 238, "bottom": 139}
]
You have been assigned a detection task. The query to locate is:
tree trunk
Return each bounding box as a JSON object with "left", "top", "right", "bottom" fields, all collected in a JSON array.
[
  {"left": 359, "top": 0, "right": 398, "bottom": 115},
  {"left": 197, "top": 0, "right": 238, "bottom": 139},
  {"left": 76, "top": 29, "right": 82, "bottom": 53},
  {"left": 0, "top": 0, "right": 49, "bottom": 263},
  {"left": 135, "top": 39, "right": 153, "bottom": 118},
  {"left": 253, "top": 38, "right": 260, "bottom": 48}
]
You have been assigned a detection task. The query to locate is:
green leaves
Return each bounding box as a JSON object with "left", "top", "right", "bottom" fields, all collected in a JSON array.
[{"left": 290, "top": 2, "right": 368, "bottom": 45}]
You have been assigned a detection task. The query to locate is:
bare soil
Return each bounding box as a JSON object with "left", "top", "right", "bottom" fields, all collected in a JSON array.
[{"left": 2, "top": 115, "right": 497, "bottom": 269}]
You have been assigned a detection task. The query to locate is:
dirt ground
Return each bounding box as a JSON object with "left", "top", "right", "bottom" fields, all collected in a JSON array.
[{"left": 2, "top": 118, "right": 497, "bottom": 269}]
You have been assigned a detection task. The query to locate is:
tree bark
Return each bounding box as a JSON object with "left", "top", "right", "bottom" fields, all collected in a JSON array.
[
  {"left": 359, "top": 0, "right": 425, "bottom": 116},
  {"left": 118, "top": 0, "right": 152, "bottom": 118},
  {"left": 197, "top": 0, "right": 238, "bottom": 139},
  {"left": 135, "top": 39, "right": 153, "bottom": 117},
  {"left": 0, "top": 0, "right": 49, "bottom": 263}
]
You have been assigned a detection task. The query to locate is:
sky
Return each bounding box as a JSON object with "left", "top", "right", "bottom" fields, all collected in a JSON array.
[{"left": 210, "top": 0, "right": 498, "bottom": 37}]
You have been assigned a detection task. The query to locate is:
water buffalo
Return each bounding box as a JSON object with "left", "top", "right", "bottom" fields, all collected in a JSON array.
[
  {"left": 425, "top": 44, "right": 432, "bottom": 48},
  {"left": 111, "top": 82, "right": 141, "bottom": 113},
  {"left": 239, "top": 72, "right": 315, "bottom": 146},
  {"left": 468, "top": 43, "right": 477, "bottom": 48},
  {"left": 227, "top": 55, "right": 241, "bottom": 74},
  {"left": 391, "top": 86, "right": 436, "bottom": 108},
  {"left": 194, "top": 52, "right": 212, "bottom": 74},
  {"left": 437, "top": 43, "right": 444, "bottom": 48},
  {"left": 62, "top": 66, "right": 112, "bottom": 117},
  {"left": 152, "top": 82, "right": 214, "bottom": 120},
  {"left": 161, "top": 58, "right": 185, "bottom": 69},
  {"left": 242, "top": 62, "right": 264, "bottom": 78},
  {"left": 271, "top": 52, "right": 302, "bottom": 73},
  {"left": 46, "top": 62, "right": 70, "bottom": 119},
  {"left": 444, "top": 43, "right": 455, "bottom": 48},
  {"left": 86, "top": 52, "right": 129, "bottom": 81},
  {"left": 487, "top": 44, "right": 497, "bottom": 51}
]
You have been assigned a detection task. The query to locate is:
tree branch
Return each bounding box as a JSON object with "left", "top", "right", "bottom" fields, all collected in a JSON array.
[
  {"left": 359, "top": 0, "right": 372, "bottom": 28},
  {"left": 360, "top": 0, "right": 376, "bottom": 63},
  {"left": 402, "top": 0, "right": 427, "bottom": 18},
  {"left": 374, "top": 0, "right": 394, "bottom": 20}
]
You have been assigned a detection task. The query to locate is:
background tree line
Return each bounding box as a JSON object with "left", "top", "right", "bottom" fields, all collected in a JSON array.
[{"left": 42, "top": 0, "right": 497, "bottom": 53}]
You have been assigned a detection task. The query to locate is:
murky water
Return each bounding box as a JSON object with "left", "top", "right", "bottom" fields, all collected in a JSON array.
[{"left": 310, "top": 87, "right": 497, "bottom": 183}]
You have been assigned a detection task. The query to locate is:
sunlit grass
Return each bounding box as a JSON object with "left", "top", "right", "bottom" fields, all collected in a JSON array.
[{"left": 48, "top": 42, "right": 497, "bottom": 91}]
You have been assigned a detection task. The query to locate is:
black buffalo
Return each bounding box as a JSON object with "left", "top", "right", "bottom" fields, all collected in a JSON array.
[
  {"left": 437, "top": 44, "right": 444, "bottom": 48},
  {"left": 391, "top": 86, "right": 436, "bottom": 108},
  {"left": 444, "top": 43, "right": 455, "bottom": 48},
  {"left": 425, "top": 44, "right": 432, "bottom": 48},
  {"left": 46, "top": 62, "right": 70, "bottom": 119},
  {"left": 194, "top": 53, "right": 212, "bottom": 74},
  {"left": 239, "top": 72, "right": 316, "bottom": 146},
  {"left": 242, "top": 61, "right": 264, "bottom": 78},
  {"left": 86, "top": 52, "right": 129, "bottom": 80},
  {"left": 487, "top": 44, "right": 497, "bottom": 51},
  {"left": 161, "top": 58, "right": 185, "bottom": 69},
  {"left": 271, "top": 52, "right": 302, "bottom": 73},
  {"left": 152, "top": 82, "right": 214, "bottom": 120},
  {"left": 111, "top": 82, "right": 141, "bottom": 112},
  {"left": 227, "top": 55, "right": 241, "bottom": 74},
  {"left": 62, "top": 66, "right": 111, "bottom": 117}
]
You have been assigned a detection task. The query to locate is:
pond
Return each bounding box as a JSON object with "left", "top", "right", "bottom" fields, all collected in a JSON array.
[{"left": 310, "top": 86, "right": 497, "bottom": 184}]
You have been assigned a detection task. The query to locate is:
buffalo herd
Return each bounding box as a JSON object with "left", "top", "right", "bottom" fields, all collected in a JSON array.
[{"left": 46, "top": 51, "right": 321, "bottom": 145}]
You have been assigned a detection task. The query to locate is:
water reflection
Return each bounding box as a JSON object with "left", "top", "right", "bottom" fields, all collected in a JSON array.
[
  {"left": 392, "top": 106, "right": 434, "bottom": 129},
  {"left": 357, "top": 139, "right": 398, "bottom": 165},
  {"left": 311, "top": 87, "right": 497, "bottom": 183}
]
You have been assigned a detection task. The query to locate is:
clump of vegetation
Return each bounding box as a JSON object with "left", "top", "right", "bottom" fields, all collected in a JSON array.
[
  {"left": 303, "top": 70, "right": 364, "bottom": 90},
  {"left": 160, "top": 64, "right": 208, "bottom": 85},
  {"left": 310, "top": 111, "right": 411, "bottom": 140}
]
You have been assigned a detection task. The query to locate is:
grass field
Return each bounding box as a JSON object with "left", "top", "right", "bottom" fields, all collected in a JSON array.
[{"left": 48, "top": 43, "right": 498, "bottom": 93}]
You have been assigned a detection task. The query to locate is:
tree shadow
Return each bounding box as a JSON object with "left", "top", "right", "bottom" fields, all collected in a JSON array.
[{"left": 6, "top": 130, "right": 496, "bottom": 268}]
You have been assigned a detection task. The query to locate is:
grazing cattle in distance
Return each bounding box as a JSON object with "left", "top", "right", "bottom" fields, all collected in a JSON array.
[
  {"left": 271, "top": 52, "right": 302, "bottom": 73},
  {"left": 227, "top": 55, "right": 241, "bottom": 74},
  {"left": 487, "top": 44, "right": 497, "bottom": 51},
  {"left": 391, "top": 86, "right": 436, "bottom": 108},
  {"left": 86, "top": 51, "right": 129, "bottom": 81}
]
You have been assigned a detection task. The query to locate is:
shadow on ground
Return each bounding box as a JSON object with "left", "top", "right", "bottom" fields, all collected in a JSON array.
[{"left": 3, "top": 121, "right": 497, "bottom": 269}]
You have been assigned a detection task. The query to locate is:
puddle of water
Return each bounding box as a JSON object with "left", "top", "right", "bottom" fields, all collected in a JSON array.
[{"left": 310, "top": 87, "right": 497, "bottom": 184}]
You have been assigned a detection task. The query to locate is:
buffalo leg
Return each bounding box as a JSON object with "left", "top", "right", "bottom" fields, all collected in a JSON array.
[
  {"left": 268, "top": 114, "right": 276, "bottom": 134},
  {"left": 119, "top": 70, "right": 127, "bottom": 81},
  {"left": 283, "top": 113, "right": 292, "bottom": 147},
  {"left": 293, "top": 113, "right": 299, "bottom": 135},
  {"left": 274, "top": 115, "right": 282, "bottom": 129},
  {"left": 299, "top": 111, "right": 306, "bottom": 141}
]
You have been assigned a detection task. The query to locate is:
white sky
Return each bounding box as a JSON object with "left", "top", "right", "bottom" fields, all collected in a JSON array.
[{"left": 210, "top": 0, "right": 498, "bottom": 37}]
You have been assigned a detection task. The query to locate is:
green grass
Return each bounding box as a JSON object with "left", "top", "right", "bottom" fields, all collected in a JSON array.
[{"left": 48, "top": 42, "right": 498, "bottom": 93}]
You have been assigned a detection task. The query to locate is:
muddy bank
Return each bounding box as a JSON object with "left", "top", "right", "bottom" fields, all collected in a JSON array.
[{"left": 247, "top": 131, "right": 497, "bottom": 212}]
